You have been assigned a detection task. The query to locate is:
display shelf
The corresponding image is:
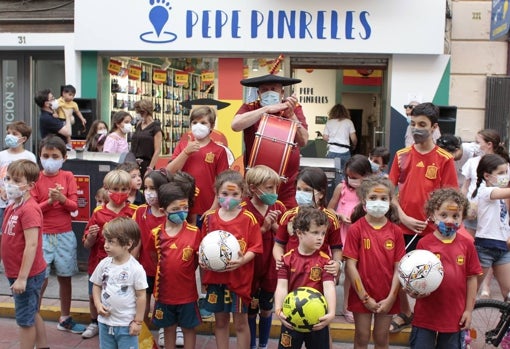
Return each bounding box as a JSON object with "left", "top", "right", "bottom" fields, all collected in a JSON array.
[{"left": 108, "top": 58, "right": 212, "bottom": 154}]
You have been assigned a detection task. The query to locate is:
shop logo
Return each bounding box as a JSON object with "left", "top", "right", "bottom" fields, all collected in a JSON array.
[{"left": 140, "top": 0, "right": 177, "bottom": 43}]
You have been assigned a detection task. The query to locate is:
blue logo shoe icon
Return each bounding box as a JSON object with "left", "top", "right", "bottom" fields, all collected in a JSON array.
[{"left": 140, "top": 0, "right": 177, "bottom": 44}]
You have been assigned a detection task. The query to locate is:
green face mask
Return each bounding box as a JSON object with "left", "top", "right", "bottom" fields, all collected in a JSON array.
[{"left": 258, "top": 191, "right": 278, "bottom": 205}]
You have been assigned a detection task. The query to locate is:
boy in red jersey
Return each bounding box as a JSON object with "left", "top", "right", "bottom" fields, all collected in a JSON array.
[
  {"left": 166, "top": 106, "right": 229, "bottom": 226},
  {"left": 150, "top": 182, "right": 202, "bottom": 349},
  {"left": 388, "top": 102, "right": 458, "bottom": 333},
  {"left": 409, "top": 188, "right": 481, "bottom": 349},
  {"left": 242, "top": 165, "right": 286, "bottom": 349},
  {"left": 31, "top": 135, "right": 85, "bottom": 334},
  {"left": 81, "top": 169, "right": 137, "bottom": 339},
  {"left": 274, "top": 207, "right": 336, "bottom": 349},
  {"left": 201, "top": 170, "right": 263, "bottom": 349},
  {"left": 1, "top": 160, "right": 48, "bottom": 349}
]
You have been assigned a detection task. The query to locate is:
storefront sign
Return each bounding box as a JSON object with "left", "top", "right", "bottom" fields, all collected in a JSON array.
[
  {"left": 75, "top": 0, "right": 445, "bottom": 54},
  {"left": 74, "top": 175, "right": 90, "bottom": 223},
  {"left": 2, "top": 60, "right": 16, "bottom": 124},
  {"left": 107, "top": 59, "right": 122, "bottom": 75},
  {"left": 174, "top": 71, "right": 189, "bottom": 86}
]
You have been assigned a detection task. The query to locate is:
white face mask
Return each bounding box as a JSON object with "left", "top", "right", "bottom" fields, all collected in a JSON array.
[
  {"left": 4, "top": 182, "right": 26, "bottom": 201},
  {"left": 191, "top": 123, "right": 210, "bottom": 140},
  {"left": 260, "top": 91, "right": 281, "bottom": 107},
  {"left": 41, "top": 158, "right": 64, "bottom": 174},
  {"left": 50, "top": 99, "right": 60, "bottom": 110},
  {"left": 121, "top": 123, "right": 132, "bottom": 134},
  {"left": 97, "top": 129, "right": 108, "bottom": 135},
  {"left": 365, "top": 200, "right": 390, "bottom": 218}
]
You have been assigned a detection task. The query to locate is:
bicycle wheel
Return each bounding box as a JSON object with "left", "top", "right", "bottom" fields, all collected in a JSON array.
[{"left": 470, "top": 299, "right": 510, "bottom": 348}]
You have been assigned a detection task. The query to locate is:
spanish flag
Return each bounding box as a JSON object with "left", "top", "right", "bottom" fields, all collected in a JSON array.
[{"left": 343, "top": 69, "right": 383, "bottom": 86}]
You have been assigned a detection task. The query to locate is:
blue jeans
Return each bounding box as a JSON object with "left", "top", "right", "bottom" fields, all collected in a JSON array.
[
  {"left": 326, "top": 151, "right": 350, "bottom": 180},
  {"left": 410, "top": 326, "right": 462, "bottom": 349},
  {"left": 98, "top": 322, "right": 138, "bottom": 349}
]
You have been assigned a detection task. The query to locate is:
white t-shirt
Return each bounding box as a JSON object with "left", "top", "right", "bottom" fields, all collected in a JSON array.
[
  {"left": 0, "top": 149, "right": 37, "bottom": 208},
  {"left": 475, "top": 184, "right": 510, "bottom": 241},
  {"left": 90, "top": 255, "right": 148, "bottom": 326},
  {"left": 462, "top": 156, "right": 482, "bottom": 198},
  {"left": 323, "top": 118, "right": 355, "bottom": 154},
  {"left": 455, "top": 142, "right": 480, "bottom": 187}
]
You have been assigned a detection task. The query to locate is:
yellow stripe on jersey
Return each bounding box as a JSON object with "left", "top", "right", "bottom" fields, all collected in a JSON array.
[
  {"left": 319, "top": 251, "right": 330, "bottom": 259},
  {"left": 242, "top": 210, "right": 259, "bottom": 224},
  {"left": 436, "top": 146, "right": 454, "bottom": 159},
  {"left": 279, "top": 206, "right": 300, "bottom": 224},
  {"left": 322, "top": 208, "right": 340, "bottom": 229},
  {"left": 283, "top": 249, "right": 294, "bottom": 257}
]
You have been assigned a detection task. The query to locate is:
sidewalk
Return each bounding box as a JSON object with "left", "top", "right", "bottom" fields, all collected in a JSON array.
[{"left": 0, "top": 271, "right": 413, "bottom": 347}]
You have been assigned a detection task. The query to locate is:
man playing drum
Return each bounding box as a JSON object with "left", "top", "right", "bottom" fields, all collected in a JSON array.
[{"left": 231, "top": 74, "right": 309, "bottom": 208}]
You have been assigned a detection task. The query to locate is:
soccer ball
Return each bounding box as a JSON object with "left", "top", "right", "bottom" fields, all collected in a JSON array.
[
  {"left": 199, "top": 230, "right": 240, "bottom": 272},
  {"left": 398, "top": 249, "right": 444, "bottom": 296},
  {"left": 282, "top": 287, "right": 328, "bottom": 332}
]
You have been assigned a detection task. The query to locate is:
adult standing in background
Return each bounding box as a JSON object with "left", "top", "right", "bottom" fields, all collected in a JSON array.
[
  {"left": 231, "top": 74, "right": 309, "bottom": 209},
  {"left": 130, "top": 99, "right": 162, "bottom": 178},
  {"left": 322, "top": 103, "right": 357, "bottom": 170},
  {"left": 35, "top": 89, "right": 73, "bottom": 144}
]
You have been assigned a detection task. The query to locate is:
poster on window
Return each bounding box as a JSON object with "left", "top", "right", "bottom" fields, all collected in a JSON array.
[{"left": 73, "top": 175, "right": 91, "bottom": 223}]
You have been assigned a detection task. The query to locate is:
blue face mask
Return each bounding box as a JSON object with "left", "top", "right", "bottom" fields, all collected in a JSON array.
[
  {"left": 5, "top": 134, "right": 20, "bottom": 148},
  {"left": 258, "top": 191, "right": 278, "bottom": 205},
  {"left": 218, "top": 197, "right": 241, "bottom": 211},
  {"left": 369, "top": 160, "right": 380, "bottom": 173},
  {"left": 260, "top": 91, "right": 281, "bottom": 107},
  {"left": 295, "top": 190, "right": 314, "bottom": 206},
  {"left": 41, "top": 158, "right": 64, "bottom": 174},
  {"left": 167, "top": 210, "right": 188, "bottom": 224},
  {"left": 436, "top": 221, "right": 460, "bottom": 238}
]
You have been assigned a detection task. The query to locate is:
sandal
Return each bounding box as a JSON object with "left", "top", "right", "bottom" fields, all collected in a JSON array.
[{"left": 389, "top": 312, "right": 413, "bottom": 333}]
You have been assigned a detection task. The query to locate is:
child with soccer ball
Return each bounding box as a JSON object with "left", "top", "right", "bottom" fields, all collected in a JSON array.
[
  {"left": 407, "top": 188, "right": 481, "bottom": 349},
  {"left": 274, "top": 206, "right": 336, "bottom": 349},
  {"left": 343, "top": 176, "right": 405, "bottom": 349}
]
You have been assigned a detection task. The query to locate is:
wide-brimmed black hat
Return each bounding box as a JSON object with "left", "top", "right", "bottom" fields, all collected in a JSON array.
[
  {"left": 240, "top": 74, "right": 301, "bottom": 87},
  {"left": 180, "top": 98, "right": 230, "bottom": 110}
]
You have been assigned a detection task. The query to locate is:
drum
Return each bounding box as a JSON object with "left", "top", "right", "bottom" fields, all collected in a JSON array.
[{"left": 248, "top": 113, "right": 298, "bottom": 179}]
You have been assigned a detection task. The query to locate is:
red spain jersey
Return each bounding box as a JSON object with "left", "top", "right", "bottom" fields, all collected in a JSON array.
[
  {"left": 277, "top": 249, "right": 334, "bottom": 293},
  {"left": 241, "top": 199, "right": 286, "bottom": 293},
  {"left": 275, "top": 206, "right": 342, "bottom": 255},
  {"left": 201, "top": 208, "right": 263, "bottom": 303},
  {"left": 342, "top": 217, "right": 405, "bottom": 314},
  {"left": 389, "top": 145, "right": 458, "bottom": 236},
  {"left": 132, "top": 205, "right": 166, "bottom": 277},
  {"left": 152, "top": 221, "right": 201, "bottom": 305},
  {"left": 414, "top": 233, "right": 482, "bottom": 332},
  {"left": 83, "top": 203, "right": 137, "bottom": 275}
]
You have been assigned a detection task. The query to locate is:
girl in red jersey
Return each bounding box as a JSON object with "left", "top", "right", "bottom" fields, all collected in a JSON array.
[
  {"left": 343, "top": 176, "right": 405, "bottom": 349},
  {"left": 201, "top": 170, "right": 263, "bottom": 349},
  {"left": 243, "top": 165, "right": 286, "bottom": 349},
  {"left": 131, "top": 170, "right": 169, "bottom": 328}
]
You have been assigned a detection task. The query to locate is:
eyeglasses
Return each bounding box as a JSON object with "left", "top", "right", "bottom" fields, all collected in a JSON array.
[{"left": 404, "top": 105, "right": 415, "bottom": 109}]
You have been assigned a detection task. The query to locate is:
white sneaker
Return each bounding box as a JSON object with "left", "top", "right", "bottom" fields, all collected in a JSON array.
[
  {"left": 176, "top": 326, "right": 184, "bottom": 347},
  {"left": 158, "top": 328, "right": 165, "bottom": 347},
  {"left": 81, "top": 323, "right": 99, "bottom": 339}
]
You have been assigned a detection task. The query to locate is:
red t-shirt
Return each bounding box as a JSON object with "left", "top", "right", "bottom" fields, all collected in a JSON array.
[
  {"left": 413, "top": 233, "right": 482, "bottom": 332},
  {"left": 235, "top": 102, "right": 308, "bottom": 209},
  {"left": 277, "top": 249, "right": 334, "bottom": 294},
  {"left": 151, "top": 221, "right": 201, "bottom": 305},
  {"left": 1, "top": 198, "right": 47, "bottom": 278},
  {"left": 201, "top": 208, "right": 263, "bottom": 303},
  {"left": 132, "top": 205, "right": 166, "bottom": 277},
  {"left": 389, "top": 145, "right": 458, "bottom": 235},
  {"left": 83, "top": 204, "right": 137, "bottom": 275},
  {"left": 275, "top": 206, "right": 342, "bottom": 255},
  {"left": 171, "top": 139, "right": 228, "bottom": 216},
  {"left": 242, "top": 199, "right": 286, "bottom": 293},
  {"left": 31, "top": 170, "right": 78, "bottom": 233},
  {"left": 342, "top": 217, "right": 405, "bottom": 314}
]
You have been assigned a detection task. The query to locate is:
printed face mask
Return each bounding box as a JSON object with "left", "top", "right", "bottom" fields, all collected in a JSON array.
[
  {"left": 144, "top": 190, "right": 158, "bottom": 206},
  {"left": 260, "top": 91, "right": 281, "bottom": 107},
  {"left": 491, "top": 174, "right": 510, "bottom": 188},
  {"left": 365, "top": 200, "right": 390, "bottom": 218},
  {"left": 295, "top": 190, "right": 314, "bottom": 206},
  {"left": 41, "top": 158, "right": 64, "bottom": 174},
  {"left": 191, "top": 123, "right": 210, "bottom": 140},
  {"left": 218, "top": 196, "right": 241, "bottom": 211},
  {"left": 4, "top": 182, "right": 25, "bottom": 201},
  {"left": 411, "top": 128, "right": 430, "bottom": 144},
  {"left": 435, "top": 220, "right": 460, "bottom": 238},
  {"left": 167, "top": 210, "right": 188, "bottom": 224},
  {"left": 4, "top": 134, "right": 20, "bottom": 148},
  {"left": 109, "top": 191, "right": 129, "bottom": 205}
]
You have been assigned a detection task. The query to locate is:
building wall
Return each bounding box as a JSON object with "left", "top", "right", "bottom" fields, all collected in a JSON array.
[{"left": 450, "top": 0, "right": 509, "bottom": 141}]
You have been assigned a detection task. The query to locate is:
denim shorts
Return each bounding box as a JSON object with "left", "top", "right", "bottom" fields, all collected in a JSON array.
[
  {"left": 152, "top": 301, "right": 201, "bottom": 329},
  {"left": 98, "top": 322, "right": 138, "bottom": 349},
  {"left": 204, "top": 284, "right": 248, "bottom": 314},
  {"left": 42, "top": 231, "right": 78, "bottom": 277},
  {"left": 410, "top": 326, "right": 462, "bottom": 349},
  {"left": 8, "top": 270, "right": 45, "bottom": 327},
  {"left": 476, "top": 245, "right": 510, "bottom": 268}
]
